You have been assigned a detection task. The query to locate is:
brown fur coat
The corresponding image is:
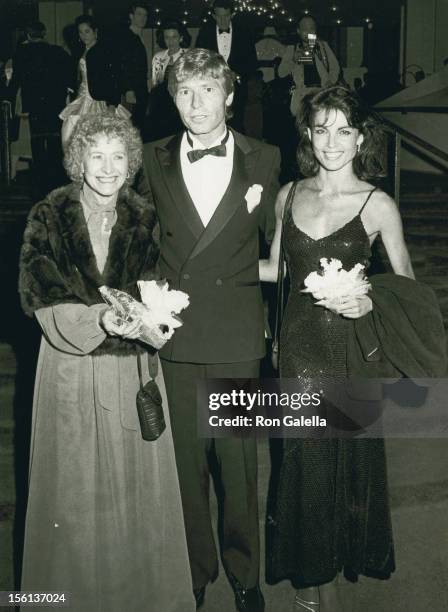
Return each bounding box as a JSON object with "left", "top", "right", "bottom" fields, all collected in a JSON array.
[{"left": 19, "top": 183, "right": 159, "bottom": 354}]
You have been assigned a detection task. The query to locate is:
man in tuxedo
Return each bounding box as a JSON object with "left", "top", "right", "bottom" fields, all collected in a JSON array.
[
  {"left": 196, "top": 0, "right": 258, "bottom": 132},
  {"left": 120, "top": 2, "right": 149, "bottom": 132},
  {"left": 141, "top": 49, "right": 279, "bottom": 611}
]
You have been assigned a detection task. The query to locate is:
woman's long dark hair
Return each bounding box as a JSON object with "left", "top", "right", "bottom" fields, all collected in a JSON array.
[
  {"left": 73, "top": 14, "right": 99, "bottom": 59},
  {"left": 297, "top": 86, "right": 387, "bottom": 179}
]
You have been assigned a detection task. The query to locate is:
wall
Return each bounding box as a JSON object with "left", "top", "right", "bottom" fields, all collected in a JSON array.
[
  {"left": 39, "top": 1, "right": 82, "bottom": 47},
  {"left": 405, "top": 0, "right": 448, "bottom": 82}
]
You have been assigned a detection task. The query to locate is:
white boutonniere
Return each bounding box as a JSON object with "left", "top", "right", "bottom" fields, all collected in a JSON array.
[{"left": 245, "top": 184, "right": 263, "bottom": 213}]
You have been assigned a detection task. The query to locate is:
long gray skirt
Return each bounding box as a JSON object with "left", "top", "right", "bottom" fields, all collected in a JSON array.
[{"left": 21, "top": 324, "right": 194, "bottom": 612}]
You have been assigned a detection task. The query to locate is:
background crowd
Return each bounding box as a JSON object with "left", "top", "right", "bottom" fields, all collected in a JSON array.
[{"left": 0, "top": 0, "right": 379, "bottom": 199}]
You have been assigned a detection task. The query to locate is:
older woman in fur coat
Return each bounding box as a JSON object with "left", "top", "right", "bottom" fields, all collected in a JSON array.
[{"left": 19, "top": 112, "right": 194, "bottom": 612}]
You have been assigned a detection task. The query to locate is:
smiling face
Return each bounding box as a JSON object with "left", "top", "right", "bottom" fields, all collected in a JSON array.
[
  {"left": 78, "top": 22, "right": 97, "bottom": 48},
  {"left": 82, "top": 134, "right": 128, "bottom": 202},
  {"left": 164, "top": 28, "right": 182, "bottom": 53},
  {"left": 130, "top": 6, "right": 148, "bottom": 29},
  {"left": 308, "top": 108, "right": 364, "bottom": 173},
  {"left": 174, "top": 76, "right": 233, "bottom": 145}
]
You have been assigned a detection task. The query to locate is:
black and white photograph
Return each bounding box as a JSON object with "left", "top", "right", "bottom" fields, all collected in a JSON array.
[{"left": 0, "top": 1, "right": 447, "bottom": 611}]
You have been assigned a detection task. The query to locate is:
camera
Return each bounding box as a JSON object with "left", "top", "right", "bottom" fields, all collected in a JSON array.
[{"left": 295, "top": 33, "right": 317, "bottom": 64}]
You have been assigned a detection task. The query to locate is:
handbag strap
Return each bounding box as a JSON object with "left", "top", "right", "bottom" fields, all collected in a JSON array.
[
  {"left": 137, "top": 350, "right": 159, "bottom": 390},
  {"left": 137, "top": 351, "right": 144, "bottom": 392},
  {"left": 272, "top": 180, "right": 298, "bottom": 348}
]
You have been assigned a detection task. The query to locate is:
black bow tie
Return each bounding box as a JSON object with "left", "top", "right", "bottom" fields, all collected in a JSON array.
[
  {"left": 186, "top": 131, "right": 229, "bottom": 163},
  {"left": 218, "top": 28, "right": 230, "bottom": 34}
]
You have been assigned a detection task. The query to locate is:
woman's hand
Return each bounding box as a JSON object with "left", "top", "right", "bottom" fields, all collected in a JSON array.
[
  {"left": 100, "top": 308, "right": 142, "bottom": 339},
  {"left": 100, "top": 308, "right": 169, "bottom": 350},
  {"left": 315, "top": 295, "right": 373, "bottom": 319}
]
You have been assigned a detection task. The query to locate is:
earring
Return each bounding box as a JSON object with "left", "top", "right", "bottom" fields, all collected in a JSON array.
[{"left": 356, "top": 143, "right": 361, "bottom": 153}]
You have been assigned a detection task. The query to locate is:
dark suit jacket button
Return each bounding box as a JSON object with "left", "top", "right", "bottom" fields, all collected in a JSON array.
[
  {"left": 216, "top": 279, "right": 223, "bottom": 286},
  {"left": 183, "top": 273, "right": 190, "bottom": 280}
]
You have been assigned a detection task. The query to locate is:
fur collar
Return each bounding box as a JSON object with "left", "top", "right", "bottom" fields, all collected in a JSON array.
[
  {"left": 19, "top": 183, "right": 159, "bottom": 356},
  {"left": 51, "top": 183, "right": 156, "bottom": 291}
]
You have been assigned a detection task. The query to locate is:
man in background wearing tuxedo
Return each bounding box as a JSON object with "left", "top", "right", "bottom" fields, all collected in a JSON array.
[
  {"left": 196, "top": 0, "right": 258, "bottom": 132},
  {"left": 120, "top": 2, "right": 149, "bottom": 132},
  {"left": 141, "top": 49, "right": 279, "bottom": 611}
]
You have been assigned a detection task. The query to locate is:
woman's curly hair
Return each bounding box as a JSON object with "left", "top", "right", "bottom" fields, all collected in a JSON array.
[
  {"left": 64, "top": 111, "right": 142, "bottom": 185},
  {"left": 296, "top": 85, "right": 387, "bottom": 180}
]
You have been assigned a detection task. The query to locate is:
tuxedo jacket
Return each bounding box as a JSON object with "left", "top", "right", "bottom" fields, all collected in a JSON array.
[
  {"left": 142, "top": 130, "right": 280, "bottom": 363},
  {"left": 82, "top": 41, "right": 121, "bottom": 106},
  {"left": 12, "top": 41, "right": 73, "bottom": 120},
  {"left": 119, "top": 28, "right": 149, "bottom": 104},
  {"left": 195, "top": 21, "right": 258, "bottom": 78}
]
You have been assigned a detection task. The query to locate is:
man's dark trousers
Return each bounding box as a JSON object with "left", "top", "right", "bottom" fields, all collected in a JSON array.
[{"left": 161, "top": 358, "right": 260, "bottom": 590}]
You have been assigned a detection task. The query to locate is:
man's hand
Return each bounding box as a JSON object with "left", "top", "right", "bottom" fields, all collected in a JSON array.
[{"left": 124, "top": 90, "right": 137, "bottom": 104}]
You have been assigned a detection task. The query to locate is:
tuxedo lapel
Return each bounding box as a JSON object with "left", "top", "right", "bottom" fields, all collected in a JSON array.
[
  {"left": 189, "top": 130, "right": 259, "bottom": 260},
  {"left": 155, "top": 135, "right": 204, "bottom": 240},
  {"left": 210, "top": 26, "right": 219, "bottom": 52},
  {"left": 227, "top": 27, "right": 238, "bottom": 71}
]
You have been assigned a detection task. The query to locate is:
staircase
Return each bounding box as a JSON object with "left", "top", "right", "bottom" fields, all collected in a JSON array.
[
  {"left": 376, "top": 172, "right": 448, "bottom": 330},
  {"left": 404, "top": 196, "right": 448, "bottom": 329}
]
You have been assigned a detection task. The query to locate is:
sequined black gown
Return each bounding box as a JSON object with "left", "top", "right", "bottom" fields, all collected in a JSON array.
[{"left": 266, "top": 187, "right": 395, "bottom": 588}]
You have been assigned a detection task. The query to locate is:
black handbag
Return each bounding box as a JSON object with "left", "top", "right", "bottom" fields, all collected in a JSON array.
[
  {"left": 136, "top": 352, "right": 166, "bottom": 441},
  {"left": 271, "top": 181, "right": 298, "bottom": 370}
]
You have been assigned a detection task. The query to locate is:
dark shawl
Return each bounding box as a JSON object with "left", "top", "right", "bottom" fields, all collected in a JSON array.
[
  {"left": 347, "top": 274, "right": 447, "bottom": 378},
  {"left": 19, "top": 183, "right": 159, "bottom": 355}
]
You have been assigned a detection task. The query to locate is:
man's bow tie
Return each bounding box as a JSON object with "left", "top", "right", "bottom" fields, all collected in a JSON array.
[
  {"left": 187, "top": 130, "right": 229, "bottom": 163},
  {"left": 218, "top": 28, "right": 230, "bottom": 34}
]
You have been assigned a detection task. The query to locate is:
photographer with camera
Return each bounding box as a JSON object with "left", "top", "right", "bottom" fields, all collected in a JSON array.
[{"left": 279, "top": 15, "right": 340, "bottom": 116}]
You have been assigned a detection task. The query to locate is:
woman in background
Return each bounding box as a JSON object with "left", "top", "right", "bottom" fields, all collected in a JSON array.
[
  {"left": 151, "top": 19, "right": 191, "bottom": 86},
  {"left": 60, "top": 15, "right": 123, "bottom": 146},
  {"left": 147, "top": 19, "right": 190, "bottom": 141}
]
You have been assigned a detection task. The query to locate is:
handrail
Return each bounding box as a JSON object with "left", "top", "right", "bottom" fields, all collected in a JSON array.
[
  {"left": 0, "top": 100, "right": 12, "bottom": 187},
  {"left": 378, "top": 113, "right": 448, "bottom": 204},
  {"left": 378, "top": 106, "right": 448, "bottom": 113},
  {"left": 380, "top": 115, "right": 448, "bottom": 164}
]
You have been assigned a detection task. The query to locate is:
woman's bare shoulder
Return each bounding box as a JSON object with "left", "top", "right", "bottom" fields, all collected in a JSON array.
[
  {"left": 361, "top": 186, "right": 401, "bottom": 234},
  {"left": 369, "top": 187, "right": 399, "bottom": 214},
  {"left": 275, "top": 180, "right": 308, "bottom": 216}
]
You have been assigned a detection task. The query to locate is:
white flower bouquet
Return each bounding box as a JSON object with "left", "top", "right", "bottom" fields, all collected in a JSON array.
[
  {"left": 302, "top": 258, "right": 370, "bottom": 303},
  {"left": 99, "top": 280, "right": 189, "bottom": 349}
]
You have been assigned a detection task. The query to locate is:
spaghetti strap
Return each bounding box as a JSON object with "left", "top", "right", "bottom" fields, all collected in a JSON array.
[
  {"left": 282, "top": 180, "right": 299, "bottom": 223},
  {"left": 359, "top": 187, "right": 377, "bottom": 215}
]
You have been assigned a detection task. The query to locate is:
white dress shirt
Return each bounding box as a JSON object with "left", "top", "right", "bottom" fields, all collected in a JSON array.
[
  {"left": 216, "top": 25, "right": 232, "bottom": 63},
  {"left": 180, "top": 129, "right": 234, "bottom": 227}
]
